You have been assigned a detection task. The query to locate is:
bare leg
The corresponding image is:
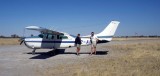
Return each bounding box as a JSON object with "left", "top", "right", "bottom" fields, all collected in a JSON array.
[
  {"left": 77, "top": 48, "right": 80, "bottom": 55},
  {"left": 78, "top": 48, "right": 79, "bottom": 55},
  {"left": 90, "top": 46, "right": 93, "bottom": 55},
  {"left": 77, "top": 47, "right": 79, "bottom": 55},
  {"left": 78, "top": 48, "right": 80, "bottom": 55},
  {"left": 94, "top": 47, "right": 96, "bottom": 55}
]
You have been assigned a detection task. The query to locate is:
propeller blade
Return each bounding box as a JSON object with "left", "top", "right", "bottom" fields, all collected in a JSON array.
[
  {"left": 20, "top": 40, "right": 24, "bottom": 45},
  {"left": 19, "top": 37, "right": 25, "bottom": 45}
]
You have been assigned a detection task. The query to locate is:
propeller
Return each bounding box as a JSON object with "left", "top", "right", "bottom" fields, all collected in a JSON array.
[
  {"left": 20, "top": 40, "right": 24, "bottom": 45},
  {"left": 19, "top": 37, "right": 25, "bottom": 45}
]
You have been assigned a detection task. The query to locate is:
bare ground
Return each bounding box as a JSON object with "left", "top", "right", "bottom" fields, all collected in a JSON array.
[{"left": 0, "top": 38, "right": 160, "bottom": 76}]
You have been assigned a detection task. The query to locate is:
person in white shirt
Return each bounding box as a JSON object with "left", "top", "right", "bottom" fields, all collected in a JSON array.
[{"left": 90, "top": 32, "right": 98, "bottom": 55}]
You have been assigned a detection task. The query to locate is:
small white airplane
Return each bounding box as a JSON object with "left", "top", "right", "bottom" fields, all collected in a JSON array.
[{"left": 20, "top": 21, "right": 120, "bottom": 54}]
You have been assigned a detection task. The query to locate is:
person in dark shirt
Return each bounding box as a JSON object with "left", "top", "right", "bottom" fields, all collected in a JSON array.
[{"left": 75, "top": 34, "right": 81, "bottom": 55}]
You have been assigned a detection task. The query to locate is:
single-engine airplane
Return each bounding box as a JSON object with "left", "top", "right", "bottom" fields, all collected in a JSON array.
[{"left": 20, "top": 21, "right": 120, "bottom": 54}]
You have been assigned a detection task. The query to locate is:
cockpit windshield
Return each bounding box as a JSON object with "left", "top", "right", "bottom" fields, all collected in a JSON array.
[{"left": 38, "top": 34, "right": 44, "bottom": 38}]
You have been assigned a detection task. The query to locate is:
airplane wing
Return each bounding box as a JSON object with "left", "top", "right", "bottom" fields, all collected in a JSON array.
[{"left": 25, "top": 26, "right": 63, "bottom": 35}]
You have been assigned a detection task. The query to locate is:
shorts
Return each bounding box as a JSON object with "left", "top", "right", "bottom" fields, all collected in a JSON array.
[
  {"left": 76, "top": 44, "right": 81, "bottom": 48},
  {"left": 91, "top": 41, "right": 97, "bottom": 48}
]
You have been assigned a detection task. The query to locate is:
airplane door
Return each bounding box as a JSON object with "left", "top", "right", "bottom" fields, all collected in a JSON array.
[
  {"left": 48, "top": 34, "right": 55, "bottom": 49},
  {"left": 54, "top": 35, "right": 63, "bottom": 49},
  {"left": 41, "top": 34, "right": 55, "bottom": 49}
]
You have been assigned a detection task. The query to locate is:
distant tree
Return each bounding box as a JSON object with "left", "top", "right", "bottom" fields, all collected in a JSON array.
[
  {"left": 0, "top": 35, "right": 5, "bottom": 38},
  {"left": 11, "top": 34, "right": 19, "bottom": 38}
]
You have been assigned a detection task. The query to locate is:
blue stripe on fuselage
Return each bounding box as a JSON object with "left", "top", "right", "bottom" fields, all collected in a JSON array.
[{"left": 25, "top": 41, "right": 75, "bottom": 43}]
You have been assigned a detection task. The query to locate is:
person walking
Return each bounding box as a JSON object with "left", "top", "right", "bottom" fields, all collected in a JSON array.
[
  {"left": 75, "top": 34, "right": 82, "bottom": 55},
  {"left": 90, "top": 32, "right": 98, "bottom": 55}
]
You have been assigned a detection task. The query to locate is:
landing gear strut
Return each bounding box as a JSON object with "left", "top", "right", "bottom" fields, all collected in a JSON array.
[{"left": 32, "top": 49, "right": 36, "bottom": 55}]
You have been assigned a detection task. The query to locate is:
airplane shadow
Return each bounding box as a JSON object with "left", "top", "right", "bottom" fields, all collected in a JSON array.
[
  {"left": 27, "top": 49, "right": 65, "bottom": 59},
  {"left": 27, "top": 49, "right": 108, "bottom": 59}
]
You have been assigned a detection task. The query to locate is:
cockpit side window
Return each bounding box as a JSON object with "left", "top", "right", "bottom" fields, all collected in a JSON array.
[
  {"left": 39, "top": 34, "right": 68, "bottom": 39},
  {"left": 48, "top": 34, "right": 54, "bottom": 39},
  {"left": 43, "top": 34, "right": 48, "bottom": 39},
  {"left": 59, "top": 35, "right": 68, "bottom": 39},
  {"left": 62, "top": 36, "right": 68, "bottom": 39}
]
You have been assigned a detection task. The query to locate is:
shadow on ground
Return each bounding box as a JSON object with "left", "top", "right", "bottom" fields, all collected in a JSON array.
[
  {"left": 26, "top": 49, "right": 108, "bottom": 59},
  {"left": 64, "top": 51, "right": 108, "bottom": 55}
]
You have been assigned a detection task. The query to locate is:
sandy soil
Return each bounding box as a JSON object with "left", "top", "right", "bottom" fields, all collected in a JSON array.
[{"left": 0, "top": 39, "right": 160, "bottom": 76}]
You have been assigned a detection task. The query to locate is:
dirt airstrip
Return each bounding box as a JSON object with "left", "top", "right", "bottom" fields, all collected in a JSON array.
[{"left": 0, "top": 38, "right": 160, "bottom": 76}]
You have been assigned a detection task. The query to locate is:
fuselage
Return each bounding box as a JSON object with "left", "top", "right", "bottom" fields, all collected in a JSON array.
[{"left": 24, "top": 33, "right": 92, "bottom": 49}]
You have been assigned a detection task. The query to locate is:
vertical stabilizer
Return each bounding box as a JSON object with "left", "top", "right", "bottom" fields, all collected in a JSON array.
[{"left": 97, "top": 21, "right": 120, "bottom": 41}]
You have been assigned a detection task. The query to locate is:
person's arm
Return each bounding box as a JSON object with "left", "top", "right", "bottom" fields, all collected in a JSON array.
[
  {"left": 90, "top": 36, "right": 92, "bottom": 43},
  {"left": 79, "top": 37, "right": 82, "bottom": 44},
  {"left": 75, "top": 37, "right": 77, "bottom": 44},
  {"left": 95, "top": 36, "right": 99, "bottom": 42}
]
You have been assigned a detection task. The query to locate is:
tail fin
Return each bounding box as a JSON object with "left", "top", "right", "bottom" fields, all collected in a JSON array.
[{"left": 97, "top": 21, "right": 120, "bottom": 41}]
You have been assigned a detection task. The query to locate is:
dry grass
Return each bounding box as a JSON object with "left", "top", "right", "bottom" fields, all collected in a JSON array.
[
  {"left": 112, "top": 37, "right": 160, "bottom": 41},
  {"left": 104, "top": 42, "right": 160, "bottom": 76},
  {"left": 0, "top": 37, "right": 159, "bottom": 45},
  {"left": 0, "top": 38, "right": 19, "bottom": 45},
  {"left": 38, "top": 41, "right": 160, "bottom": 76}
]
